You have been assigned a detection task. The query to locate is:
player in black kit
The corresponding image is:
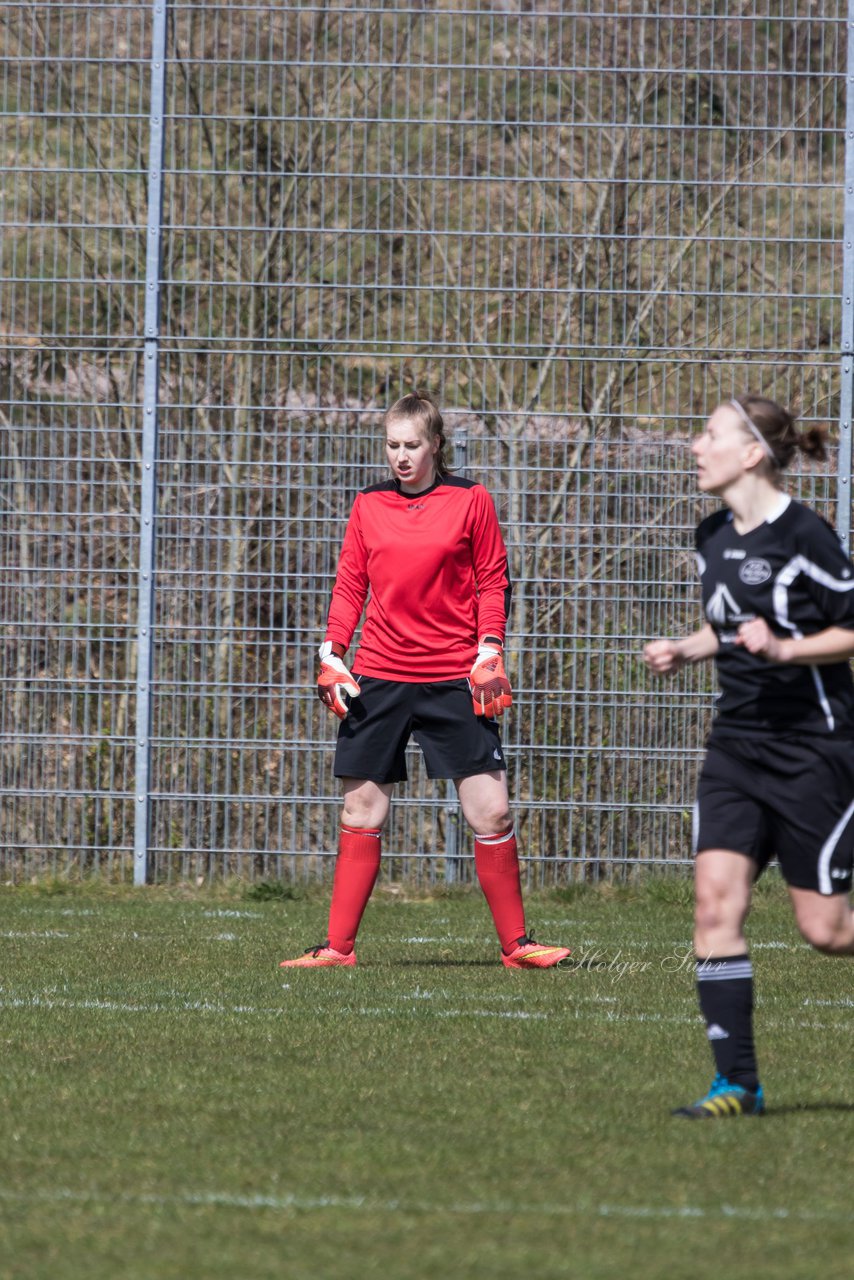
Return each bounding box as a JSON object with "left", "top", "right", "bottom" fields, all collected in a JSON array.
[{"left": 644, "top": 396, "right": 854, "bottom": 1117}]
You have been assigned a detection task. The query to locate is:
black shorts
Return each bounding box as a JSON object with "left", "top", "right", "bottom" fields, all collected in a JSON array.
[
  {"left": 333, "top": 676, "right": 506, "bottom": 784},
  {"left": 694, "top": 732, "right": 854, "bottom": 895}
]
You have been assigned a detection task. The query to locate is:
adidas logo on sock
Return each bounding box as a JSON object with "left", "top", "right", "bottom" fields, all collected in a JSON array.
[{"left": 706, "top": 1023, "right": 730, "bottom": 1041}]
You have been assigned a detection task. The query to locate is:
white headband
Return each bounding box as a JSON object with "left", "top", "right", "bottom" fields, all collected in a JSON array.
[{"left": 728, "top": 400, "right": 780, "bottom": 467}]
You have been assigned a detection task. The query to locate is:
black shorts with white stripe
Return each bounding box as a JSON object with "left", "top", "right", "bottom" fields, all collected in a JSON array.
[
  {"left": 333, "top": 676, "right": 505, "bottom": 783},
  {"left": 694, "top": 731, "right": 854, "bottom": 895}
]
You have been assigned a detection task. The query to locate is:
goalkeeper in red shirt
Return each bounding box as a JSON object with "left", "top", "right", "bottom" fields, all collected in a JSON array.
[{"left": 280, "top": 392, "right": 571, "bottom": 970}]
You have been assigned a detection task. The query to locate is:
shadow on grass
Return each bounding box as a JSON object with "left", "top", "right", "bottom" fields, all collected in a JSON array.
[
  {"left": 766, "top": 1101, "right": 854, "bottom": 1115},
  {"left": 391, "top": 958, "right": 576, "bottom": 969},
  {"left": 392, "top": 958, "right": 518, "bottom": 968}
]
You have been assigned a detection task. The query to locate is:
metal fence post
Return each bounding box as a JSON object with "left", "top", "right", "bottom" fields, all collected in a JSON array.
[
  {"left": 444, "top": 429, "right": 469, "bottom": 886},
  {"left": 133, "top": 1, "right": 169, "bottom": 884},
  {"left": 840, "top": 6, "right": 854, "bottom": 553}
]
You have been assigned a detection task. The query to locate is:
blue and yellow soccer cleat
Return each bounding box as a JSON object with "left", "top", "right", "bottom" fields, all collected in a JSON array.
[{"left": 672, "top": 1073, "right": 765, "bottom": 1119}]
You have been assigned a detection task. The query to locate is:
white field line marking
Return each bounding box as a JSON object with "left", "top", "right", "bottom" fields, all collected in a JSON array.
[
  {"left": 397, "top": 936, "right": 485, "bottom": 944},
  {"left": 0, "top": 994, "right": 286, "bottom": 1017},
  {"left": 368, "top": 936, "right": 493, "bottom": 945},
  {"left": 596, "top": 1203, "right": 854, "bottom": 1223},
  {"left": 0, "top": 990, "right": 563, "bottom": 1024},
  {"left": 454, "top": 991, "right": 525, "bottom": 1002},
  {"left": 4, "top": 929, "right": 250, "bottom": 944},
  {"left": 16, "top": 908, "right": 95, "bottom": 917},
  {"left": 0, "top": 922, "right": 804, "bottom": 960},
  {"left": 400, "top": 988, "right": 524, "bottom": 1003},
  {"left": 355, "top": 1007, "right": 547, "bottom": 1021},
  {"left": 660, "top": 941, "right": 801, "bottom": 952},
  {"left": 17, "top": 908, "right": 97, "bottom": 918},
  {"left": 201, "top": 910, "right": 261, "bottom": 919},
  {"left": 0, "top": 989, "right": 846, "bottom": 1033},
  {"left": 379, "top": 936, "right": 694, "bottom": 955},
  {"left": 14, "top": 904, "right": 256, "bottom": 922},
  {"left": 0, "top": 930, "right": 71, "bottom": 939},
  {"left": 331, "top": 1006, "right": 841, "bottom": 1033},
  {"left": 0, "top": 1187, "right": 851, "bottom": 1225},
  {"left": 436, "top": 1009, "right": 546, "bottom": 1021},
  {"left": 372, "top": 932, "right": 580, "bottom": 945}
]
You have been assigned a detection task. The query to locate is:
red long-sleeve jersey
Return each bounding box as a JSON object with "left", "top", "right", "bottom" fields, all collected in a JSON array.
[{"left": 324, "top": 475, "right": 512, "bottom": 681}]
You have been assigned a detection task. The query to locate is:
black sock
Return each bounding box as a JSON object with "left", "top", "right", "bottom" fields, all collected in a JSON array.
[{"left": 695, "top": 954, "right": 759, "bottom": 1090}]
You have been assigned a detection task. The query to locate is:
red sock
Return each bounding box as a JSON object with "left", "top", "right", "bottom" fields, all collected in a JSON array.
[
  {"left": 473, "top": 826, "right": 526, "bottom": 953},
  {"left": 326, "top": 824, "right": 382, "bottom": 955}
]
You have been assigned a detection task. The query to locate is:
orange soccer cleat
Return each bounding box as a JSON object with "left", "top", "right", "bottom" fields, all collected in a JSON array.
[
  {"left": 279, "top": 941, "right": 357, "bottom": 969},
  {"left": 501, "top": 935, "right": 571, "bottom": 969}
]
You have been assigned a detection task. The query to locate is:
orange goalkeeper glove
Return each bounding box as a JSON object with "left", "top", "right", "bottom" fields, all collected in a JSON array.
[
  {"left": 469, "top": 639, "right": 513, "bottom": 718},
  {"left": 317, "top": 641, "right": 360, "bottom": 720}
]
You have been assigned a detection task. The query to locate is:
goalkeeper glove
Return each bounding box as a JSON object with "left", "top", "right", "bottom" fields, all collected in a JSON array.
[
  {"left": 469, "top": 639, "right": 512, "bottom": 719},
  {"left": 317, "top": 641, "right": 360, "bottom": 720}
]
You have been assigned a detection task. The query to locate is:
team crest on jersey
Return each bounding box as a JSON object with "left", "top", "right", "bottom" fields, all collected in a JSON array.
[{"left": 739, "top": 557, "right": 772, "bottom": 586}]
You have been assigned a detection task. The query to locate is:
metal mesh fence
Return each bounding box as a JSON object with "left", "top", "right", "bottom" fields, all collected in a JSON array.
[{"left": 1, "top": 1, "right": 851, "bottom": 884}]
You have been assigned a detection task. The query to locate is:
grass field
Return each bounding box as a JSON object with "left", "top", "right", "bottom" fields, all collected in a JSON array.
[{"left": 0, "top": 876, "right": 852, "bottom": 1280}]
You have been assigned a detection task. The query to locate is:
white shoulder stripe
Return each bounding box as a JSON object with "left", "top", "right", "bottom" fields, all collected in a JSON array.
[
  {"left": 775, "top": 554, "right": 854, "bottom": 596},
  {"left": 773, "top": 555, "right": 854, "bottom": 632},
  {"left": 772, "top": 555, "right": 849, "bottom": 732}
]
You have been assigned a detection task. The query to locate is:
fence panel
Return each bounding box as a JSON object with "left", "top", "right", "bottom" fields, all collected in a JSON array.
[
  {"left": 0, "top": 2, "right": 849, "bottom": 883},
  {"left": 1, "top": 1, "right": 150, "bottom": 879}
]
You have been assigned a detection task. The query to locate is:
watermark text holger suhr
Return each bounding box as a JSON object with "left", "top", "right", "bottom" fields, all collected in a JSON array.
[{"left": 573, "top": 946, "right": 717, "bottom": 983}]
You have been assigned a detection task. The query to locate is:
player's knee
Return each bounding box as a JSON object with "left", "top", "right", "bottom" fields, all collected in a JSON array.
[
  {"left": 341, "top": 801, "right": 388, "bottom": 830},
  {"left": 693, "top": 883, "right": 729, "bottom": 935},
  {"left": 797, "top": 918, "right": 853, "bottom": 954},
  {"left": 472, "top": 807, "right": 512, "bottom": 837},
  {"left": 801, "top": 926, "right": 839, "bottom": 953}
]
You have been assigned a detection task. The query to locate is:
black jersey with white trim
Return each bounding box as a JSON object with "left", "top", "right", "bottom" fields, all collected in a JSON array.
[{"left": 695, "top": 496, "right": 854, "bottom": 735}]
